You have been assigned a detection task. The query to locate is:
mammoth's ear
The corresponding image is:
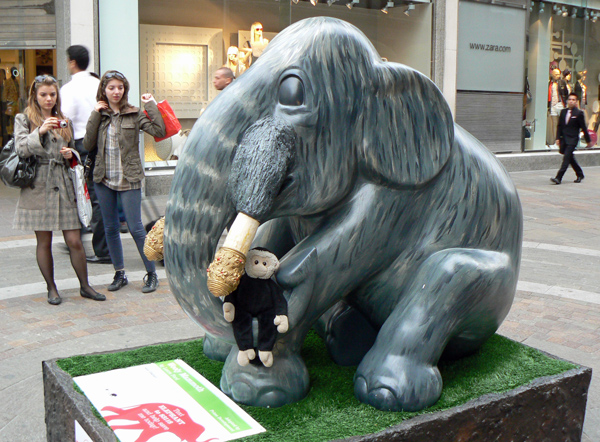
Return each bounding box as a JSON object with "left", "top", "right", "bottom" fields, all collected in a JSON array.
[{"left": 358, "top": 63, "right": 455, "bottom": 187}]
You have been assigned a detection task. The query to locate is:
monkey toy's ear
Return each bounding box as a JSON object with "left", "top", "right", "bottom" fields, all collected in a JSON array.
[{"left": 358, "top": 63, "right": 455, "bottom": 188}]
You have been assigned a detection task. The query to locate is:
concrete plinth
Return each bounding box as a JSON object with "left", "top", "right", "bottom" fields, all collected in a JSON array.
[{"left": 43, "top": 341, "right": 591, "bottom": 442}]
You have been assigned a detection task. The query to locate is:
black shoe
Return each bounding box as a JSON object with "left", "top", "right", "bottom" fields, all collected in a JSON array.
[
  {"left": 142, "top": 272, "right": 159, "bottom": 293},
  {"left": 47, "top": 291, "right": 62, "bottom": 305},
  {"left": 550, "top": 177, "right": 561, "bottom": 185},
  {"left": 86, "top": 255, "right": 112, "bottom": 264},
  {"left": 574, "top": 176, "right": 584, "bottom": 183},
  {"left": 120, "top": 222, "right": 129, "bottom": 233},
  {"left": 80, "top": 287, "right": 106, "bottom": 301},
  {"left": 108, "top": 271, "right": 128, "bottom": 291}
]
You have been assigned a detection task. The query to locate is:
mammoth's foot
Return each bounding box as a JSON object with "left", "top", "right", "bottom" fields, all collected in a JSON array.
[
  {"left": 203, "top": 333, "right": 234, "bottom": 362},
  {"left": 354, "top": 357, "right": 442, "bottom": 412},
  {"left": 221, "top": 346, "right": 309, "bottom": 408}
]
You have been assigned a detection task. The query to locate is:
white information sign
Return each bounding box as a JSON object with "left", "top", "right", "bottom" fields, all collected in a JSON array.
[
  {"left": 75, "top": 420, "right": 93, "bottom": 442},
  {"left": 74, "top": 359, "right": 265, "bottom": 442}
]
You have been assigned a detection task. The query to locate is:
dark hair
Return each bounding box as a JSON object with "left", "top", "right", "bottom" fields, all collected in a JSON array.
[
  {"left": 562, "top": 69, "right": 571, "bottom": 77},
  {"left": 97, "top": 70, "right": 131, "bottom": 111},
  {"left": 66, "top": 45, "right": 90, "bottom": 71},
  {"left": 568, "top": 92, "right": 578, "bottom": 99},
  {"left": 215, "top": 67, "right": 234, "bottom": 80}
]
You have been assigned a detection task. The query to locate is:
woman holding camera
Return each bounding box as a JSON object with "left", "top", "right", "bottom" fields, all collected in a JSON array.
[
  {"left": 13, "top": 75, "right": 105, "bottom": 305},
  {"left": 84, "top": 71, "right": 165, "bottom": 293}
]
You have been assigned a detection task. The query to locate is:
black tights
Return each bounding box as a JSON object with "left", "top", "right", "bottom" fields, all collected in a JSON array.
[{"left": 35, "top": 230, "right": 93, "bottom": 299}]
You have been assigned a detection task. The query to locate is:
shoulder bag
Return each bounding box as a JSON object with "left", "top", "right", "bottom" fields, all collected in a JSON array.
[{"left": 0, "top": 138, "right": 37, "bottom": 188}]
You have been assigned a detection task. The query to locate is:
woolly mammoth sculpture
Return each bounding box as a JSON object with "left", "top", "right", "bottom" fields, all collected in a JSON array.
[{"left": 164, "top": 17, "right": 522, "bottom": 412}]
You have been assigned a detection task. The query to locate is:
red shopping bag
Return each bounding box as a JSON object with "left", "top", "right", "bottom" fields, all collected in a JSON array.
[
  {"left": 587, "top": 130, "right": 597, "bottom": 148},
  {"left": 145, "top": 100, "right": 181, "bottom": 142}
]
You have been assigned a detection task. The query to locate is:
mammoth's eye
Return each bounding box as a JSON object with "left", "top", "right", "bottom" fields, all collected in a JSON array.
[
  {"left": 278, "top": 75, "right": 304, "bottom": 106},
  {"left": 263, "top": 261, "right": 267, "bottom": 266},
  {"left": 254, "top": 260, "right": 259, "bottom": 265}
]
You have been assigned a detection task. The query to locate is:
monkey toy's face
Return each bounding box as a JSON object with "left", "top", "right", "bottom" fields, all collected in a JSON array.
[{"left": 245, "top": 249, "right": 280, "bottom": 280}]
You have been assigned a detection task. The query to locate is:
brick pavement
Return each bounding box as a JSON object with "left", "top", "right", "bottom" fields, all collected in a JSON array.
[{"left": 1, "top": 167, "right": 600, "bottom": 441}]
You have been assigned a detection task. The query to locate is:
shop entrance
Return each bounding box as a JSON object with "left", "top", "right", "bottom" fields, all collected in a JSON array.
[{"left": 0, "top": 49, "right": 56, "bottom": 147}]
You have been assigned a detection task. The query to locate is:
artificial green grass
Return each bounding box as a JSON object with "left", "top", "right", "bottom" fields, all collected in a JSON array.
[{"left": 57, "top": 332, "right": 577, "bottom": 442}]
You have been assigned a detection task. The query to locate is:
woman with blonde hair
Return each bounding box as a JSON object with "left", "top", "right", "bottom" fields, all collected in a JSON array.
[
  {"left": 13, "top": 75, "right": 105, "bottom": 305},
  {"left": 84, "top": 70, "right": 165, "bottom": 293}
]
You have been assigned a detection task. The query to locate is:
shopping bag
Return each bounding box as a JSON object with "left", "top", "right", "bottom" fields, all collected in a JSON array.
[
  {"left": 145, "top": 100, "right": 181, "bottom": 142},
  {"left": 69, "top": 152, "right": 92, "bottom": 228}
]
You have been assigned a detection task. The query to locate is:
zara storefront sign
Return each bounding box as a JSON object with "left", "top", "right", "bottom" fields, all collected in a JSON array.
[{"left": 457, "top": 1, "right": 526, "bottom": 93}]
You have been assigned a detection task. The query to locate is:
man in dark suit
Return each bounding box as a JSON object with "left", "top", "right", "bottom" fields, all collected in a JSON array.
[{"left": 551, "top": 93, "right": 592, "bottom": 184}]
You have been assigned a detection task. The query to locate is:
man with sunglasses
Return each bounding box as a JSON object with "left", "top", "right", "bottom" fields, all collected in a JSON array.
[{"left": 60, "top": 45, "right": 111, "bottom": 264}]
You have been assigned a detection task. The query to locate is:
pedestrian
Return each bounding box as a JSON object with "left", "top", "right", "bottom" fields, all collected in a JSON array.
[
  {"left": 212, "top": 67, "right": 234, "bottom": 91},
  {"left": 13, "top": 75, "right": 106, "bottom": 305},
  {"left": 60, "top": 45, "right": 111, "bottom": 264},
  {"left": 83, "top": 70, "right": 166, "bottom": 293},
  {"left": 551, "top": 93, "right": 592, "bottom": 185}
]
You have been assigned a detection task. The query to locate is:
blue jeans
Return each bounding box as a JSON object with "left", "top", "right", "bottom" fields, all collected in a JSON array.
[{"left": 94, "top": 182, "right": 155, "bottom": 273}]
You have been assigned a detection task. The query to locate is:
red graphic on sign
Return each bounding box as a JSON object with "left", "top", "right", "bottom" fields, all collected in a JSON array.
[{"left": 102, "top": 403, "right": 218, "bottom": 442}]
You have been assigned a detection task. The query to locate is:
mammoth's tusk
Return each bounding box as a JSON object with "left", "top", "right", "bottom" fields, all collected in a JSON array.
[{"left": 206, "top": 212, "right": 260, "bottom": 297}]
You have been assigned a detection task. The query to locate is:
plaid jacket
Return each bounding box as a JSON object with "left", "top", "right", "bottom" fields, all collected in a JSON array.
[{"left": 13, "top": 113, "right": 80, "bottom": 231}]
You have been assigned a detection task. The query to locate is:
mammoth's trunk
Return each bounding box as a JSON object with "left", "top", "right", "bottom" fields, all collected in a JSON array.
[{"left": 207, "top": 116, "right": 297, "bottom": 297}]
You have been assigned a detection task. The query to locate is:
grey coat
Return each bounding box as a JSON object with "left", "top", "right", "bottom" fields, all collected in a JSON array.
[
  {"left": 83, "top": 102, "right": 166, "bottom": 184},
  {"left": 12, "top": 113, "right": 80, "bottom": 231}
]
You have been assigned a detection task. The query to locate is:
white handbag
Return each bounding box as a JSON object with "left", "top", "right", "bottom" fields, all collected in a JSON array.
[{"left": 69, "top": 151, "right": 93, "bottom": 228}]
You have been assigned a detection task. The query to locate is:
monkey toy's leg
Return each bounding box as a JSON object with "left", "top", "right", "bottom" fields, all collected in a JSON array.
[{"left": 354, "top": 248, "right": 516, "bottom": 412}]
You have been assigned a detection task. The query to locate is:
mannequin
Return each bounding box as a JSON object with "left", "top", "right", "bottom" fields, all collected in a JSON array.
[
  {"left": 561, "top": 69, "right": 572, "bottom": 96},
  {"left": 225, "top": 45, "right": 252, "bottom": 77},
  {"left": 574, "top": 70, "right": 587, "bottom": 110},
  {"left": 250, "top": 22, "right": 269, "bottom": 62},
  {"left": 547, "top": 68, "right": 565, "bottom": 146}
]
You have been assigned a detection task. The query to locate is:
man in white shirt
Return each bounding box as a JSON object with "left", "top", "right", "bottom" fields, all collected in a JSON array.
[{"left": 61, "top": 45, "right": 111, "bottom": 264}]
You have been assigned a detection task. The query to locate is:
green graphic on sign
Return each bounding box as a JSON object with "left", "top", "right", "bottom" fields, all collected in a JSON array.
[{"left": 157, "top": 360, "right": 251, "bottom": 433}]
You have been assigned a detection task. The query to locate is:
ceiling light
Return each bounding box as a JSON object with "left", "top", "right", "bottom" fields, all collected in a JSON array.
[
  {"left": 404, "top": 3, "right": 415, "bottom": 15},
  {"left": 347, "top": 0, "right": 359, "bottom": 9},
  {"left": 571, "top": 8, "right": 577, "bottom": 18},
  {"left": 310, "top": 0, "right": 318, "bottom": 5},
  {"left": 291, "top": 0, "right": 299, "bottom": 4},
  {"left": 562, "top": 7, "right": 568, "bottom": 17},
  {"left": 584, "top": 10, "right": 589, "bottom": 20},
  {"left": 539, "top": 2, "right": 544, "bottom": 13},
  {"left": 553, "top": 4, "right": 560, "bottom": 15},
  {"left": 381, "top": 1, "right": 394, "bottom": 13},
  {"left": 327, "top": 0, "right": 337, "bottom": 5}
]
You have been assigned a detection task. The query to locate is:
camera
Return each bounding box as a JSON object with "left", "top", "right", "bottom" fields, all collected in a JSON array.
[{"left": 58, "top": 120, "right": 68, "bottom": 128}]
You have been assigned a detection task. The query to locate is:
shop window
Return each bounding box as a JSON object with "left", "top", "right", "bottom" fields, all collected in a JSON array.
[
  {"left": 138, "top": 0, "right": 432, "bottom": 165},
  {"left": 0, "top": 49, "right": 55, "bottom": 147},
  {"left": 525, "top": 3, "right": 599, "bottom": 151}
]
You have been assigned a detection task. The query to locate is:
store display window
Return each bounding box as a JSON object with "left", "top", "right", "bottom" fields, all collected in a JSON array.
[
  {"left": 0, "top": 49, "right": 56, "bottom": 147},
  {"left": 525, "top": 1, "right": 600, "bottom": 151},
  {"left": 138, "top": 0, "right": 432, "bottom": 163}
]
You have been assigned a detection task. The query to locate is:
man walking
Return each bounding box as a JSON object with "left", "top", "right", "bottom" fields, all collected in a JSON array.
[
  {"left": 61, "top": 45, "right": 111, "bottom": 263},
  {"left": 551, "top": 93, "right": 592, "bottom": 185}
]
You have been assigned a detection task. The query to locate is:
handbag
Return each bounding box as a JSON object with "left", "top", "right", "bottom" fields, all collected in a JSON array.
[
  {"left": 69, "top": 151, "right": 93, "bottom": 228},
  {"left": 0, "top": 138, "right": 37, "bottom": 188},
  {"left": 145, "top": 100, "right": 181, "bottom": 142},
  {"left": 83, "top": 149, "right": 96, "bottom": 181}
]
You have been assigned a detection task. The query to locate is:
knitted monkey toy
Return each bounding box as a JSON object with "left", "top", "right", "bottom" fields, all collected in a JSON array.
[{"left": 223, "top": 247, "right": 288, "bottom": 367}]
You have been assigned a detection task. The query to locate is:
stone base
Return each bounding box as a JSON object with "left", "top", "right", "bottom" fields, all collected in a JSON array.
[{"left": 43, "top": 344, "right": 591, "bottom": 442}]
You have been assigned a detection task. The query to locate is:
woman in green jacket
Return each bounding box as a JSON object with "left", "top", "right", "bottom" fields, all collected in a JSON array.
[{"left": 84, "top": 71, "right": 165, "bottom": 293}]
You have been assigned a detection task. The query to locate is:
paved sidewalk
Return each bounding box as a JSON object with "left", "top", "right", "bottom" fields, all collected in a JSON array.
[{"left": 1, "top": 167, "right": 599, "bottom": 441}]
